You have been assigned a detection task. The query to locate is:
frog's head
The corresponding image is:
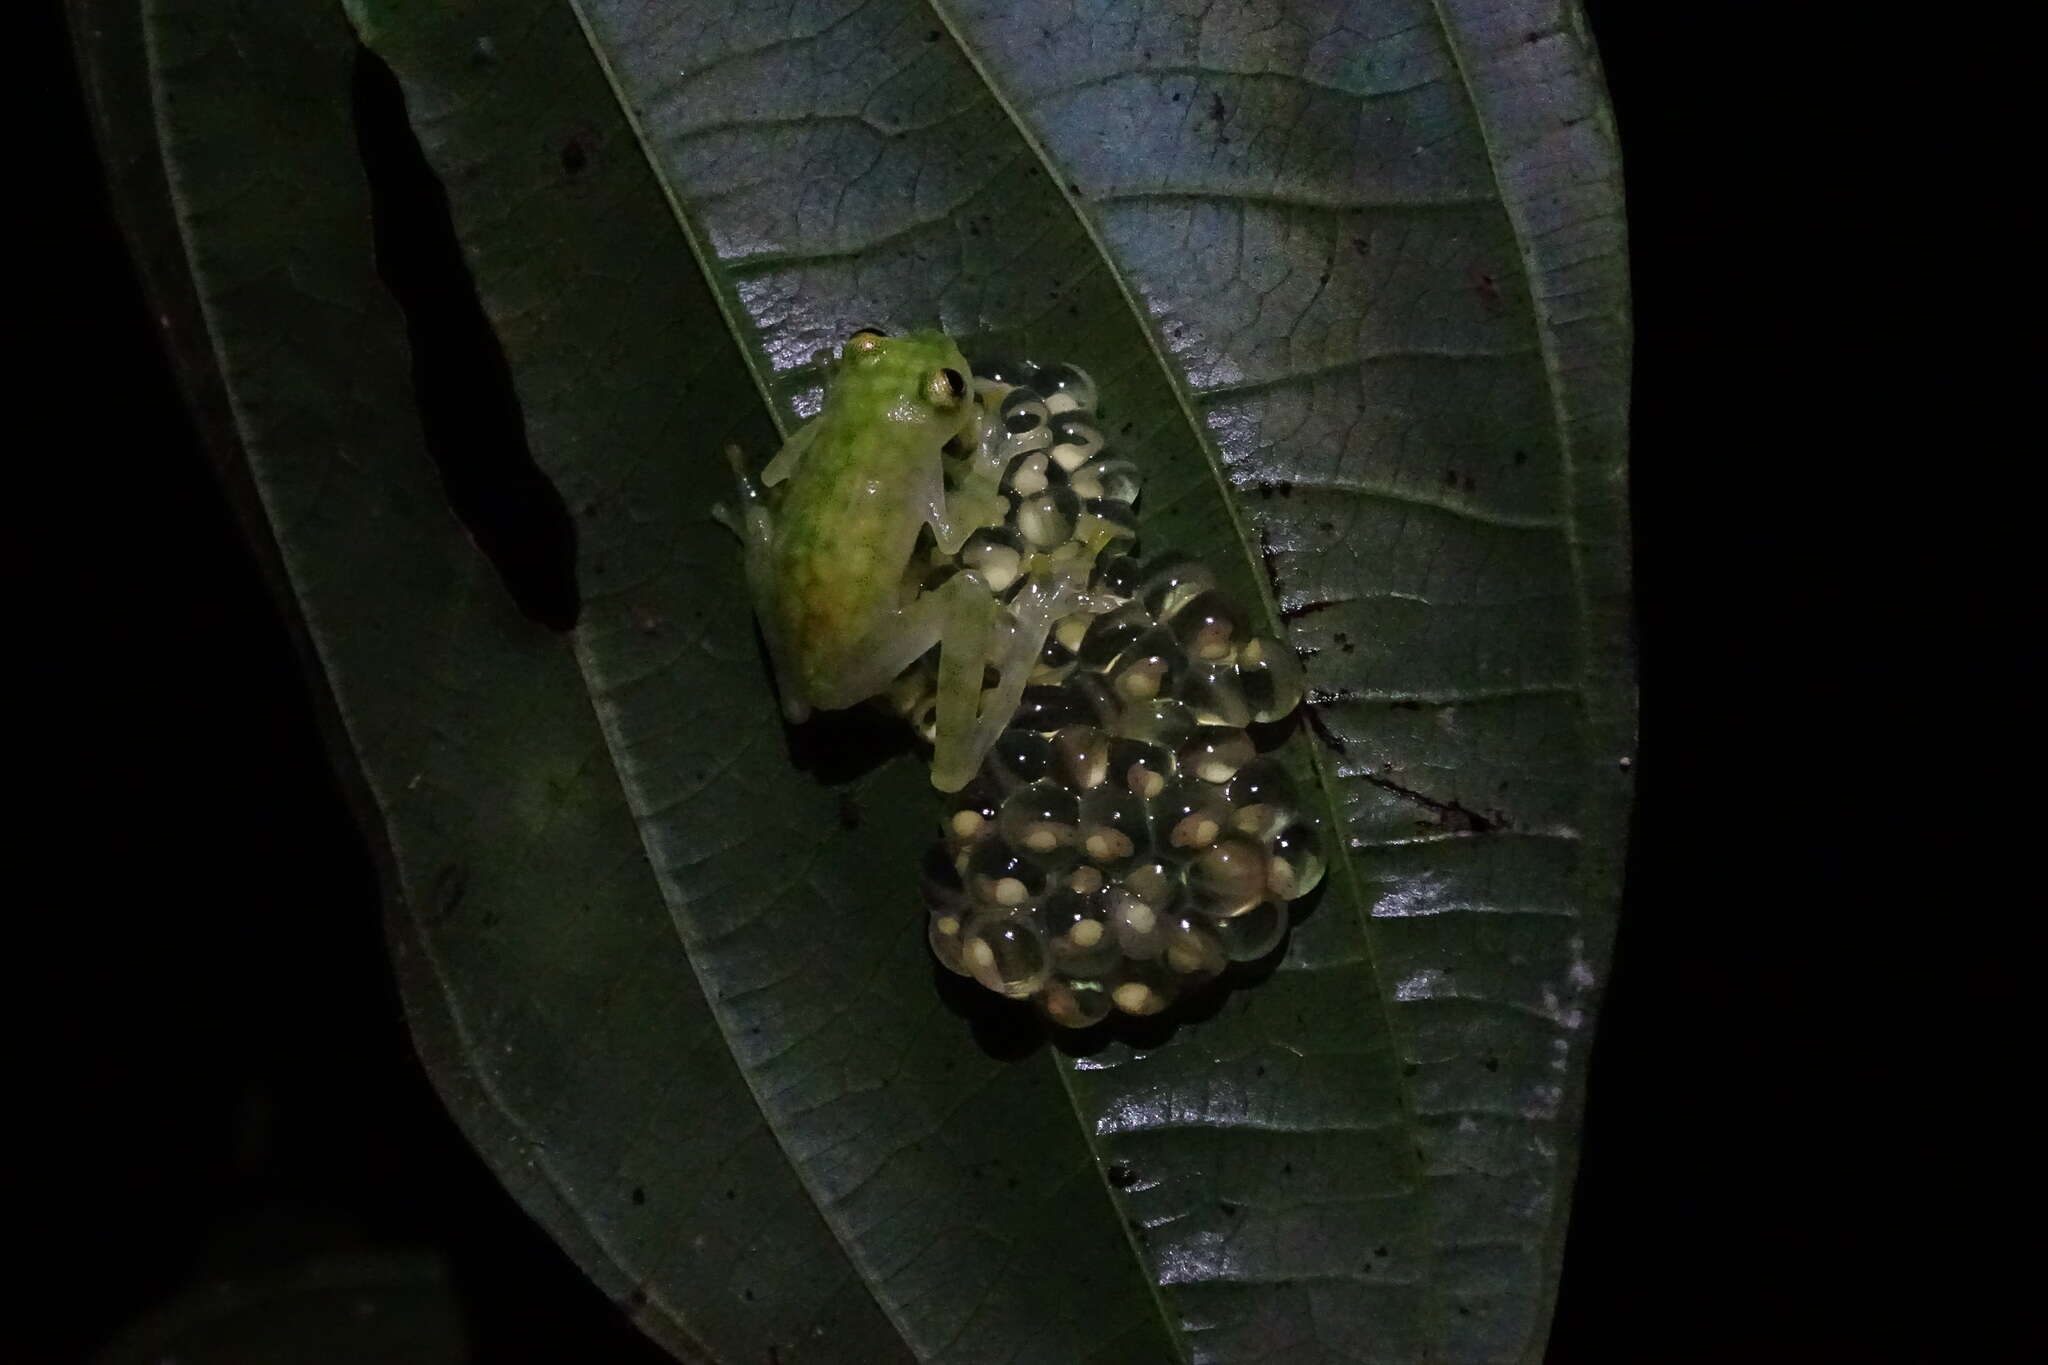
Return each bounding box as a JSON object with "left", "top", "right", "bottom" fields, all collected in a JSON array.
[{"left": 834, "top": 327, "right": 978, "bottom": 454}]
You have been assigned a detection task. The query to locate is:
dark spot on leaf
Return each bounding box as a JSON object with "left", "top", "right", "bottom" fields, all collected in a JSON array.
[
  {"left": 631, "top": 1186, "right": 646, "bottom": 1205},
  {"left": 1483, "top": 1056, "right": 1500, "bottom": 1072},
  {"left": 725, "top": 1188, "right": 737, "bottom": 1200},
  {"left": 352, "top": 49, "right": 579, "bottom": 630},
  {"left": 1282, "top": 1162, "right": 1293, "bottom": 1175},
  {"left": 1513, "top": 448, "right": 1529, "bottom": 466},
  {"left": 1402, "top": 1063, "right": 1420, "bottom": 1077},
  {"left": 1209, "top": 93, "right": 1226, "bottom": 123},
  {"left": 1172, "top": 91, "right": 1183, "bottom": 102},
  {"left": 1219, "top": 1199, "right": 1241, "bottom": 1216},
  {"left": 1255, "top": 1064, "right": 1267, "bottom": 1077},
  {"left": 1277, "top": 481, "right": 1294, "bottom": 497},
  {"left": 1462, "top": 473, "right": 1476, "bottom": 493},
  {"left": 1304, "top": 707, "right": 1347, "bottom": 755},
  {"left": 623, "top": 1285, "right": 649, "bottom": 1310},
  {"left": 837, "top": 793, "right": 862, "bottom": 830},
  {"left": 1317, "top": 270, "right": 1331, "bottom": 287},
  {"left": 429, "top": 863, "right": 469, "bottom": 922},
  {"left": 560, "top": 138, "right": 587, "bottom": 176},
  {"left": 1375, "top": 1245, "right": 1389, "bottom": 1258},
  {"left": 926, "top": 29, "right": 941, "bottom": 41},
  {"left": 743, "top": 1289, "right": 755, "bottom": 1302},
  {"left": 1524, "top": 30, "right": 1543, "bottom": 43},
  {"left": 1471, "top": 268, "right": 1503, "bottom": 314},
  {"left": 1445, "top": 468, "right": 1460, "bottom": 487},
  {"left": 1352, "top": 236, "right": 1369, "bottom": 255},
  {"left": 1457, "top": 1304, "right": 1473, "bottom": 1316},
  {"left": 1108, "top": 1161, "right": 1139, "bottom": 1188}
]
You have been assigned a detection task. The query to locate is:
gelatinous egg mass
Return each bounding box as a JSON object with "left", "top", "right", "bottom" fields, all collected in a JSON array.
[{"left": 912, "top": 358, "right": 1321, "bottom": 1026}]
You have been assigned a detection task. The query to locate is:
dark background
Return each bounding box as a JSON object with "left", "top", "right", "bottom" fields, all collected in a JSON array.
[{"left": 25, "top": 2, "right": 1977, "bottom": 1361}]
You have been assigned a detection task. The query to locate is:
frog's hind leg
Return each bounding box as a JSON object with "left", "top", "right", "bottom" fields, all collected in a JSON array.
[
  {"left": 927, "top": 564, "right": 1101, "bottom": 792},
  {"left": 717, "top": 444, "right": 811, "bottom": 724}
]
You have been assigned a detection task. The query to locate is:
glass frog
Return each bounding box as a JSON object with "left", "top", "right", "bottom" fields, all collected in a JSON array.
[{"left": 720, "top": 329, "right": 1104, "bottom": 791}]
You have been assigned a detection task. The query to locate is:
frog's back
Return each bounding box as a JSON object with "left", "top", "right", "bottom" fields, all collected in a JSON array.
[
  {"left": 766, "top": 330, "right": 973, "bottom": 700},
  {"left": 774, "top": 417, "right": 925, "bottom": 693}
]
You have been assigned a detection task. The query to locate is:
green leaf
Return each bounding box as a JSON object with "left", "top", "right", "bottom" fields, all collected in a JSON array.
[{"left": 90, "top": 0, "right": 1632, "bottom": 1359}]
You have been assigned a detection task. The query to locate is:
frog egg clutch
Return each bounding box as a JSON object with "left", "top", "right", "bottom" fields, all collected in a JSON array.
[{"left": 901, "top": 361, "right": 1323, "bottom": 1027}]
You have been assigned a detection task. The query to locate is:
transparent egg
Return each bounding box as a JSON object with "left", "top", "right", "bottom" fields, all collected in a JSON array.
[
  {"left": 1212, "top": 900, "right": 1289, "bottom": 963},
  {"left": 1107, "top": 960, "right": 1177, "bottom": 1017},
  {"left": 1112, "top": 698, "right": 1198, "bottom": 752},
  {"left": 1052, "top": 610, "right": 1095, "bottom": 658},
  {"left": 988, "top": 729, "right": 1057, "bottom": 788},
  {"left": 1037, "top": 973, "right": 1115, "bottom": 1028},
  {"left": 1189, "top": 836, "right": 1270, "bottom": 917},
  {"left": 1267, "top": 821, "right": 1327, "bottom": 901},
  {"left": 999, "top": 784, "right": 1079, "bottom": 855},
  {"left": 1081, "top": 458, "right": 1142, "bottom": 506},
  {"left": 1175, "top": 660, "right": 1253, "bottom": 728},
  {"left": 1091, "top": 554, "right": 1145, "bottom": 598},
  {"left": 1222, "top": 758, "right": 1298, "bottom": 840},
  {"left": 1161, "top": 911, "right": 1228, "bottom": 981},
  {"left": 1077, "top": 601, "right": 1154, "bottom": 670},
  {"left": 959, "top": 526, "right": 1026, "bottom": 594},
  {"left": 975, "top": 357, "right": 1040, "bottom": 389},
  {"left": 1036, "top": 362, "right": 1098, "bottom": 414},
  {"left": 1180, "top": 727, "right": 1256, "bottom": 785},
  {"left": 1078, "top": 787, "right": 1150, "bottom": 868},
  {"left": 1119, "top": 860, "right": 1184, "bottom": 917},
  {"left": 1237, "top": 634, "right": 1306, "bottom": 723},
  {"left": 1106, "top": 737, "right": 1174, "bottom": 800},
  {"left": 1015, "top": 487, "right": 1081, "bottom": 550},
  {"left": 942, "top": 779, "right": 1002, "bottom": 845},
  {"left": 1168, "top": 589, "right": 1250, "bottom": 662},
  {"left": 1002, "top": 449, "right": 1052, "bottom": 498},
  {"left": 999, "top": 388, "right": 1051, "bottom": 438},
  {"left": 1053, "top": 724, "right": 1111, "bottom": 790},
  {"left": 1153, "top": 779, "right": 1232, "bottom": 857},
  {"left": 1138, "top": 555, "right": 1219, "bottom": 620},
  {"left": 1076, "top": 499, "right": 1139, "bottom": 547},
  {"left": 1108, "top": 885, "right": 1166, "bottom": 960},
  {"left": 1108, "top": 628, "right": 1183, "bottom": 704},
  {"left": 928, "top": 907, "right": 971, "bottom": 976},
  {"left": 967, "top": 840, "right": 1053, "bottom": 907},
  {"left": 963, "top": 908, "right": 1051, "bottom": 999},
  {"left": 1043, "top": 885, "right": 1119, "bottom": 977},
  {"left": 1013, "top": 684, "right": 1092, "bottom": 734},
  {"left": 1048, "top": 416, "right": 1105, "bottom": 470}
]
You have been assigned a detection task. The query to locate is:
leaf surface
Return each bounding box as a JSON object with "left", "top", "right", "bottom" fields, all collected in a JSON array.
[{"left": 101, "top": 0, "right": 1631, "bottom": 1359}]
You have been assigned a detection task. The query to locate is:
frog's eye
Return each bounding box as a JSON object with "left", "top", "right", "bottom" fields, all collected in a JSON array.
[
  {"left": 849, "top": 326, "right": 888, "bottom": 340},
  {"left": 844, "top": 328, "right": 888, "bottom": 361},
  {"left": 927, "top": 367, "right": 968, "bottom": 408}
]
